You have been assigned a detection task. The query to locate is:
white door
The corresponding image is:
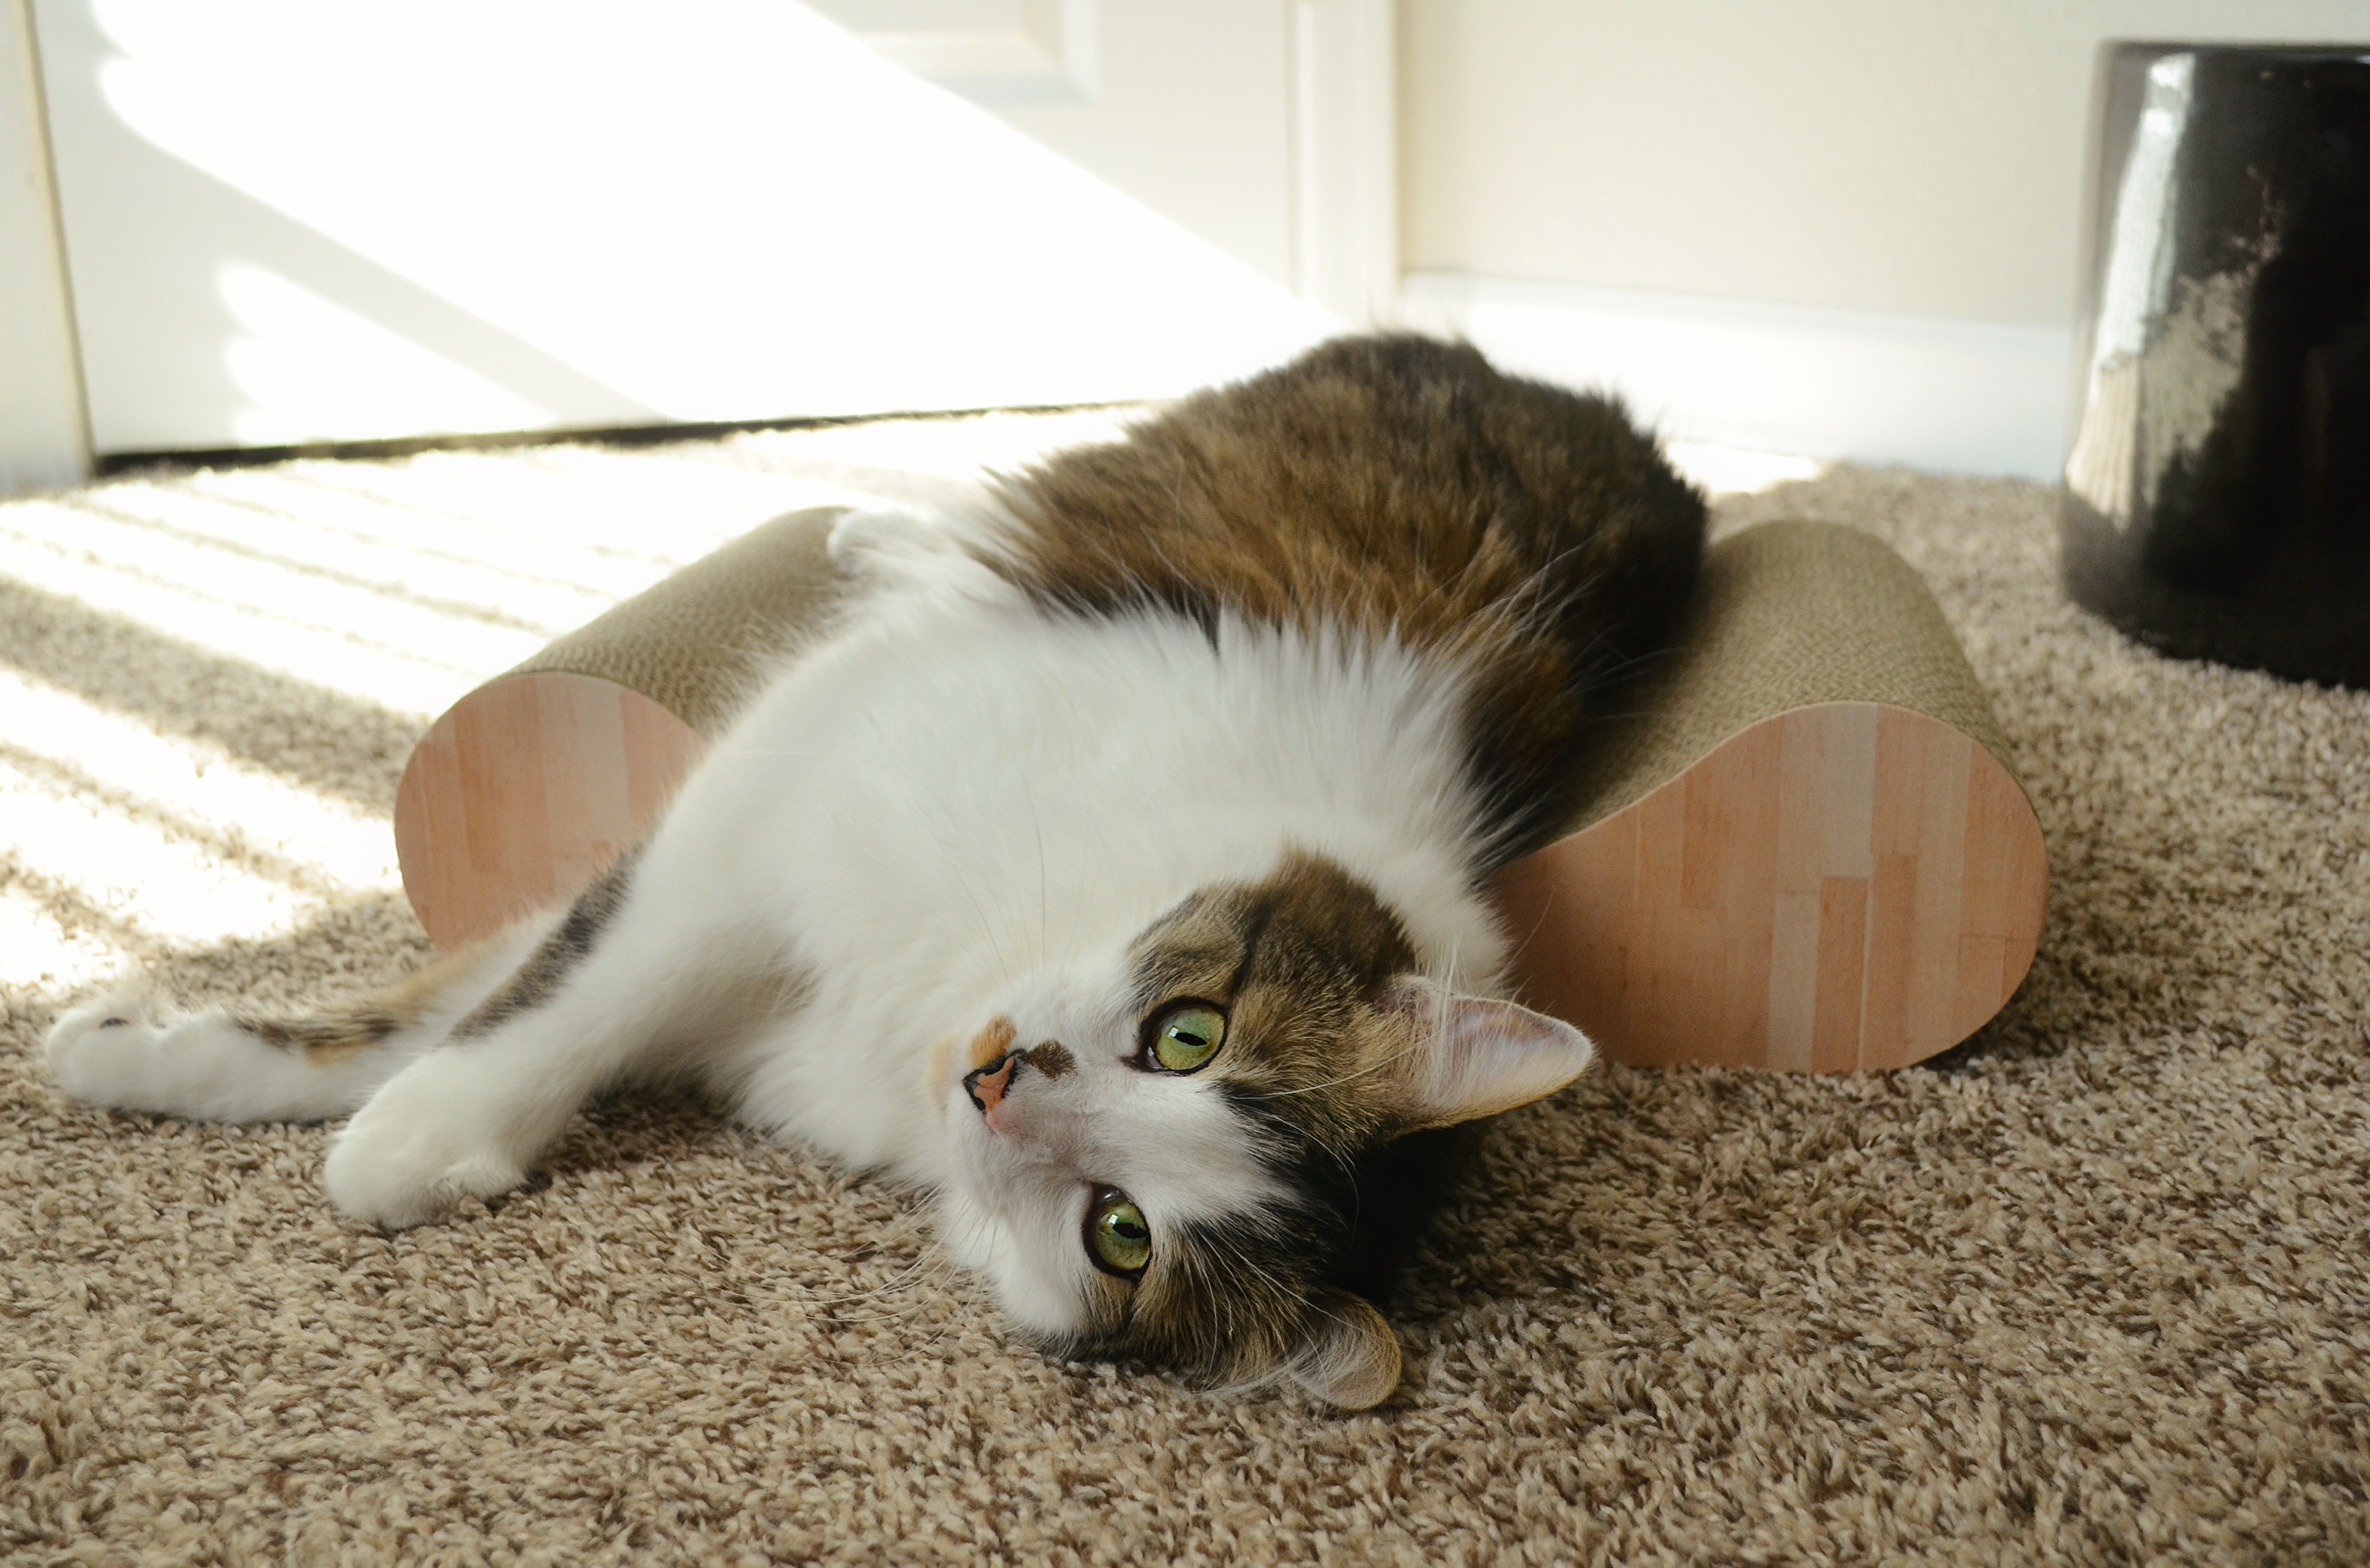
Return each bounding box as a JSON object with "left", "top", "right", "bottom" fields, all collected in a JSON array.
[{"left": 19, "top": 0, "right": 1392, "bottom": 462}]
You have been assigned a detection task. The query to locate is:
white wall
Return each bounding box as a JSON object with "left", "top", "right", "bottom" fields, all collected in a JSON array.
[{"left": 1400, "top": 1, "right": 2370, "bottom": 474}]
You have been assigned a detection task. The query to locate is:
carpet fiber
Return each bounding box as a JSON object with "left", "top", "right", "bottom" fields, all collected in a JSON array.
[{"left": 3, "top": 420, "right": 2365, "bottom": 1565}]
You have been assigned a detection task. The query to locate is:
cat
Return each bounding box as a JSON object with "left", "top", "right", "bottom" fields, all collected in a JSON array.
[{"left": 45, "top": 335, "right": 1706, "bottom": 1408}]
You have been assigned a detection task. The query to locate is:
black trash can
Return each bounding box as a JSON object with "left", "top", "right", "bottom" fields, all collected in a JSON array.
[{"left": 2062, "top": 43, "right": 2370, "bottom": 689}]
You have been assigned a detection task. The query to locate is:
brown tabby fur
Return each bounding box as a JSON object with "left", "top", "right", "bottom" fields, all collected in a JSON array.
[{"left": 978, "top": 334, "right": 1706, "bottom": 861}]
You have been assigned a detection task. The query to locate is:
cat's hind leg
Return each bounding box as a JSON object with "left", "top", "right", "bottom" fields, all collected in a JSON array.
[{"left": 45, "top": 936, "right": 526, "bottom": 1124}]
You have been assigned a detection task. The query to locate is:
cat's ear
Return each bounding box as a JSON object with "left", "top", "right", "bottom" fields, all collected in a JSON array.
[
  {"left": 1378, "top": 976, "right": 1596, "bottom": 1130},
  {"left": 1290, "top": 1288, "right": 1402, "bottom": 1409}
]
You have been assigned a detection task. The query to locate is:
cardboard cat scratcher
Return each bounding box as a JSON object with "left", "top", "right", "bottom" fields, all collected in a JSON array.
[{"left": 395, "top": 510, "right": 2047, "bottom": 1073}]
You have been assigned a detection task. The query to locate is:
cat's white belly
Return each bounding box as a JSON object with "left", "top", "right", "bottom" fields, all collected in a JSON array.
[{"left": 633, "top": 582, "right": 1506, "bottom": 1179}]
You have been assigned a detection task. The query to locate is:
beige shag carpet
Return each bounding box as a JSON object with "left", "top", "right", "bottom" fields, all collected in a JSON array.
[{"left": 3, "top": 417, "right": 2366, "bottom": 1566}]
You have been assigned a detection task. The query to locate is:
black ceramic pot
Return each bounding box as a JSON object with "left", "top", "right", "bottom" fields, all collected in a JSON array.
[{"left": 2061, "top": 44, "right": 2370, "bottom": 689}]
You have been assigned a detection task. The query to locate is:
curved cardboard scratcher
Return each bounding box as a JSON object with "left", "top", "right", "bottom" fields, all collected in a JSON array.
[
  {"left": 1492, "top": 521, "right": 2047, "bottom": 1071},
  {"left": 395, "top": 512, "right": 2047, "bottom": 1071}
]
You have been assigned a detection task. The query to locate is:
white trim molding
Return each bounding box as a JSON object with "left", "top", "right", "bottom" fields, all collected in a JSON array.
[
  {"left": 1287, "top": 0, "right": 1396, "bottom": 327},
  {"left": 844, "top": 0, "right": 1097, "bottom": 106},
  {"left": 0, "top": 0, "right": 90, "bottom": 495},
  {"left": 1400, "top": 272, "right": 2073, "bottom": 479}
]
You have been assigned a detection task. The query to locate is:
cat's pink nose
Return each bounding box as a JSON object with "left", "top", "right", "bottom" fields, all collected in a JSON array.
[{"left": 963, "top": 1053, "right": 1018, "bottom": 1115}]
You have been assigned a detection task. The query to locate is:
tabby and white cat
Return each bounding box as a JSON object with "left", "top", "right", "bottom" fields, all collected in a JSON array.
[{"left": 46, "top": 336, "right": 1705, "bottom": 1407}]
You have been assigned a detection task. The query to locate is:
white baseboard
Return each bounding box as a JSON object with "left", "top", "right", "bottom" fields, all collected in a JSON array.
[{"left": 1398, "top": 272, "right": 2072, "bottom": 480}]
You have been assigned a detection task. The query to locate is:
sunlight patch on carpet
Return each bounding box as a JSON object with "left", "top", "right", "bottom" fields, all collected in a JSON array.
[
  {"left": 187, "top": 464, "right": 699, "bottom": 590},
  {"left": 0, "top": 498, "right": 527, "bottom": 717},
  {"left": 91, "top": 479, "right": 622, "bottom": 637},
  {"left": 0, "top": 767, "right": 323, "bottom": 947},
  {"left": 0, "top": 667, "right": 399, "bottom": 889},
  {"left": 0, "top": 881, "right": 132, "bottom": 990}
]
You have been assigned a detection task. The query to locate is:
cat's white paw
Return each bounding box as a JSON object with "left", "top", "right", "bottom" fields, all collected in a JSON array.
[
  {"left": 324, "top": 1056, "right": 533, "bottom": 1228},
  {"left": 45, "top": 982, "right": 172, "bottom": 1107}
]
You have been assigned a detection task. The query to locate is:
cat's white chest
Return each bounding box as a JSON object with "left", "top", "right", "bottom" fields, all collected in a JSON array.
[{"left": 642, "top": 582, "right": 1502, "bottom": 1177}]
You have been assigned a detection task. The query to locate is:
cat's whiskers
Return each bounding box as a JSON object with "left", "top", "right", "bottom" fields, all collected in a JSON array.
[
  {"left": 808, "top": 1239, "right": 952, "bottom": 1310},
  {"left": 833, "top": 1204, "right": 998, "bottom": 1363},
  {"left": 1186, "top": 1221, "right": 1304, "bottom": 1365},
  {"left": 1259, "top": 1035, "right": 1429, "bottom": 1100},
  {"left": 846, "top": 1284, "right": 974, "bottom": 1369},
  {"left": 811, "top": 1245, "right": 970, "bottom": 1353},
  {"left": 802, "top": 1197, "right": 962, "bottom": 1315}
]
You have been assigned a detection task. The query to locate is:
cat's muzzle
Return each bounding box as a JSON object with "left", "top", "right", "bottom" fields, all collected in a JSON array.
[{"left": 963, "top": 1052, "right": 1022, "bottom": 1116}]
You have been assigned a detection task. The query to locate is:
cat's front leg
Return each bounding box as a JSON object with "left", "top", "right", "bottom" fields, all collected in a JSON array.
[
  {"left": 321, "top": 853, "right": 713, "bottom": 1227},
  {"left": 323, "top": 1046, "right": 551, "bottom": 1227},
  {"left": 321, "top": 969, "right": 654, "bottom": 1228}
]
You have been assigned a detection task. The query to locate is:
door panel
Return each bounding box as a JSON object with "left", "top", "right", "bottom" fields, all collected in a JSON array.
[{"left": 35, "top": 0, "right": 1331, "bottom": 455}]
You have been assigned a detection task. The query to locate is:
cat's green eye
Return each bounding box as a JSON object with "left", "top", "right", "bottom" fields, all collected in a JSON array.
[
  {"left": 1086, "top": 1189, "right": 1152, "bottom": 1277},
  {"left": 1147, "top": 1002, "right": 1227, "bottom": 1073}
]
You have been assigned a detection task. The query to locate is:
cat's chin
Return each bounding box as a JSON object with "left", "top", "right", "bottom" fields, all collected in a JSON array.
[{"left": 929, "top": 1185, "right": 1091, "bottom": 1341}]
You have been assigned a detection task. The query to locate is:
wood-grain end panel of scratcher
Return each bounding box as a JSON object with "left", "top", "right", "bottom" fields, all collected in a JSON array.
[
  {"left": 394, "top": 507, "right": 844, "bottom": 951},
  {"left": 395, "top": 671, "right": 707, "bottom": 950},
  {"left": 1493, "top": 700, "right": 2048, "bottom": 1072}
]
